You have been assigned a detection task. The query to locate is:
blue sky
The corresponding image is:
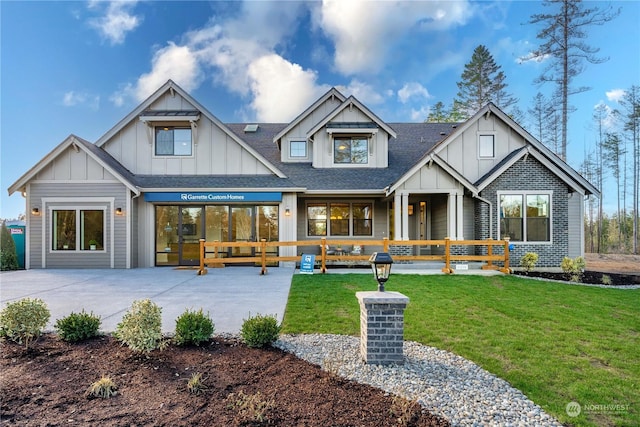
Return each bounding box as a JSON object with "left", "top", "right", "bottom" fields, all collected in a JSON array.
[{"left": 2, "top": 0, "right": 639, "bottom": 219}]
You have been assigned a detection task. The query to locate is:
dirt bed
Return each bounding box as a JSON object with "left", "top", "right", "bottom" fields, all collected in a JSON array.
[{"left": 1, "top": 335, "right": 448, "bottom": 427}]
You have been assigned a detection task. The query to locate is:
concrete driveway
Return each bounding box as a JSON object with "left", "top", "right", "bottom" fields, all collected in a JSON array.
[{"left": 0, "top": 267, "right": 295, "bottom": 334}]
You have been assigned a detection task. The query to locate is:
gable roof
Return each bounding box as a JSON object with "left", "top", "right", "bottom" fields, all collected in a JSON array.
[
  {"left": 394, "top": 102, "right": 599, "bottom": 197},
  {"left": 7, "top": 135, "right": 139, "bottom": 196},
  {"left": 95, "top": 80, "right": 286, "bottom": 178},
  {"left": 306, "top": 95, "right": 397, "bottom": 139},
  {"left": 272, "top": 87, "right": 347, "bottom": 146}
]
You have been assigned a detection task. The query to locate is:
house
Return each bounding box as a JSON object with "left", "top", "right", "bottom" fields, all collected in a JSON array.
[{"left": 8, "top": 80, "right": 598, "bottom": 269}]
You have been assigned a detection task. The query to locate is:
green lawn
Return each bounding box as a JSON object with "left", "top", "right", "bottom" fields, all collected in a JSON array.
[{"left": 281, "top": 274, "right": 639, "bottom": 426}]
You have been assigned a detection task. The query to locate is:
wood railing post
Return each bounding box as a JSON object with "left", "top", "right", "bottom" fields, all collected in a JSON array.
[
  {"left": 483, "top": 238, "right": 494, "bottom": 270},
  {"left": 321, "top": 237, "right": 327, "bottom": 273},
  {"left": 260, "top": 239, "right": 267, "bottom": 275},
  {"left": 383, "top": 237, "right": 389, "bottom": 252},
  {"left": 198, "top": 238, "right": 207, "bottom": 275},
  {"left": 442, "top": 237, "right": 452, "bottom": 273}
]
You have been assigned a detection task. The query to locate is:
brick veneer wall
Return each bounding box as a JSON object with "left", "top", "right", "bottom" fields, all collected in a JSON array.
[{"left": 480, "top": 156, "right": 570, "bottom": 267}]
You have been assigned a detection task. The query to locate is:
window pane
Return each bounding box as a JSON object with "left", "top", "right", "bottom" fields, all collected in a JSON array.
[
  {"left": 526, "top": 195, "right": 550, "bottom": 241},
  {"left": 290, "top": 141, "right": 306, "bottom": 157},
  {"left": 173, "top": 128, "right": 192, "bottom": 156},
  {"left": 330, "top": 203, "right": 350, "bottom": 236},
  {"left": 81, "top": 210, "right": 104, "bottom": 250},
  {"left": 500, "top": 195, "right": 522, "bottom": 241},
  {"left": 352, "top": 203, "right": 372, "bottom": 236},
  {"left": 307, "top": 204, "right": 327, "bottom": 236},
  {"left": 334, "top": 138, "right": 351, "bottom": 163},
  {"left": 155, "top": 128, "right": 173, "bottom": 155},
  {"left": 351, "top": 138, "right": 368, "bottom": 164},
  {"left": 479, "top": 135, "right": 494, "bottom": 158},
  {"left": 53, "top": 210, "right": 76, "bottom": 250}
]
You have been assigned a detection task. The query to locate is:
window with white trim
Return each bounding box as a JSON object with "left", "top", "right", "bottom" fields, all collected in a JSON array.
[
  {"left": 334, "top": 137, "right": 368, "bottom": 164},
  {"left": 155, "top": 127, "right": 192, "bottom": 156},
  {"left": 290, "top": 140, "right": 307, "bottom": 158},
  {"left": 499, "top": 193, "right": 550, "bottom": 242},
  {"left": 53, "top": 209, "right": 105, "bottom": 251},
  {"left": 307, "top": 202, "right": 372, "bottom": 236},
  {"left": 478, "top": 134, "right": 495, "bottom": 158}
]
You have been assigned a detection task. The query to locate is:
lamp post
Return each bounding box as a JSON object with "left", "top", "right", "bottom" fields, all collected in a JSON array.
[{"left": 369, "top": 252, "right": 393, "bottom": 292}]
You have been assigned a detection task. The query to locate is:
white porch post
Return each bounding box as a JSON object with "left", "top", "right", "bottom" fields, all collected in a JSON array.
[
  {"left": 456, "top": 193, "right": 463, "bottom": 240},
  {"left": 401, "top": 193, "right": 409, "bottom": 240},
  {"left": 448, "top": 192, "right": 457, "bottom": 239},
  {"left": 394, "top": 193, "right": 402, "bottom": 241}
]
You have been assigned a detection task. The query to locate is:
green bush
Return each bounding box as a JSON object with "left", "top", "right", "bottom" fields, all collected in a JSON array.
[
  {"left": 55, "top": 310, "right": 101, "bottom": 342},
  {"left": 240, "top": 313, "right": 281, "bottom": 348},
  {"left": 114, "top": 299, "right": 164, "bottom": 353},
  {"left": 561, "top": 256, "right": 586, "bottom": 282},
  {"left": 174, "top": 308, "right": 214, "bottom": 346},
  {"left": 519, "top": 252, "right": 539, "bottom": 273},
  {"left": 0, "top": 221, "right": 19, "bottom": 271},
  {"left": 0, "top": 298, "right": 50, "bottom": 349}
]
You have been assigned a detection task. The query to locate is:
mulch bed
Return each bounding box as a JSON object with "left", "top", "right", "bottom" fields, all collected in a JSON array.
[
  {"left": 512, "top": 270, "right": 640, "bottom": 286},
  {"left": 1, "top": 335, "right": 449, "bottom": 426}
]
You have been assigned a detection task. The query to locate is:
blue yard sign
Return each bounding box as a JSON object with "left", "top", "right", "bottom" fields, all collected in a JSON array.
[{"left": 300, "top": 254, "right": 315, "bottom": 274}]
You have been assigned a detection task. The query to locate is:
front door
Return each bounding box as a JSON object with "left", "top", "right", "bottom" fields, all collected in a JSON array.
[{"left": 179, "top": 206, "right": 203, "bottom": 265}]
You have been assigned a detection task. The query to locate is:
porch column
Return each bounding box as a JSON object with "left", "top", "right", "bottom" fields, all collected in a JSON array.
[
  {"left": 394, "top": 194, "right": 402, "bottom": 241},
  {"left": 401, "top": 193, "right": 409, "bottom": 241},
  {"left": 448, "top": 192, "right": 456, "bottom": 239},
  {"left": 456, "top": 193, "right": 464, "bottom": 240}
]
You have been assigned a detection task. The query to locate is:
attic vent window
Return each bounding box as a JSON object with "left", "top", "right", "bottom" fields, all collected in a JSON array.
[{"left": 244, "top": 124, "right": 259, "bottom": 133}]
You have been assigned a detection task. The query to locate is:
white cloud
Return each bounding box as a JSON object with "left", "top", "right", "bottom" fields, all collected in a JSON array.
[
  {"left": 336, "top": 80, "right": 385, "bottom": 105},
  {"left": 88, "top": 1, "right": 141, "bottom": 45},
  {"left": 593, "top": 101, "right": 617, "bottom": 129},
  {"left": 398, "top": 83, "right": 430, "bottom": 104},
  {"left": 248, "top": 54, "right": 328, "bottom": 122},
  {"left": 606, "top": 89, "right": 626, "bottom": 103},
  {"left": 410, "top": 106, "right": 430, "bottom": 122},
  {"left": 62, "top": 91, "right": 100, "bottom": 110},
  {"left": 316, "top": 0, "right": 472, "bottom": 75},
  {"left": 135, "top": 43, "right": 202, "bottom": 101}
]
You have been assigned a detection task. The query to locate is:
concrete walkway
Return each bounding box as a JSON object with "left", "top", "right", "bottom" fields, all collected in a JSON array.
[
  {"left": 0, "top": 263, "right": 503, "bottom": 334},
  {"left": 0, "top": 267, "right": 295, "bottom": 334}
]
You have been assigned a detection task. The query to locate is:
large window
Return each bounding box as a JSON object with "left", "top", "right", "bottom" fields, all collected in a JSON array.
[
  {"left": 53, "top": 209, "right": 104, "bottom": 251},
  {"left": 307, "top": 202, "right": 372, "bottom": 236},
  {"left": 155, "top": 127, "right": 192, "bottom": 156},
  {"left": 334, "top": 137, "right": 368, "bottom": 164},
  {"left": 499, "top": 193, "right": 550, "bottom": 242}
]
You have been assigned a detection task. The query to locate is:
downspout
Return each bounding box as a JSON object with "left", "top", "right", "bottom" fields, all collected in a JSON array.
[{"left": 473, "top": 193, "right": 493, "bottom": 239}]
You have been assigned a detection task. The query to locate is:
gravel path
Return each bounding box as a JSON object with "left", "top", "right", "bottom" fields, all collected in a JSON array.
[{"left": 275, "top": 334, "right": 562, "bottom": 427}]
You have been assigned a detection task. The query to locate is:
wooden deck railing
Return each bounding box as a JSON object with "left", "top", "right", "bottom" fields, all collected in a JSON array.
[{"left": 197, "top": 237, "right": 510, "bottom": 276}]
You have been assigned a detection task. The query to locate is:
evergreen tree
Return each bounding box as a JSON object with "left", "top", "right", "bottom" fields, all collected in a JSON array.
[
  {"left": 0, "top": 221, "right": 19, "bottom": 271},
  {"left": 528, "top": 0, "right": 620, "bottom": 161},
  {"left": 455, "top": 45, "right": 516, "bottom": 119}
]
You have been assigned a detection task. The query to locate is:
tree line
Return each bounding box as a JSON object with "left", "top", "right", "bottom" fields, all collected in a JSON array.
[{"left": 425, "top": 0, "right": 637, "bottom": 254}]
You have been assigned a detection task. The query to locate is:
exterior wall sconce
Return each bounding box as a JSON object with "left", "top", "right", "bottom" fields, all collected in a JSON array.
[
  {"left": 115, "top": 207, "right": 123, "bottom": 216},
  {"left": 369, "top": 252, "right": 394, "bottom": 292},
  {"left": 285, "top": 208, "right": 291, "bottom": 216},
  {"left": 31, "top": 207, "right": 40, "bottom": 216}
]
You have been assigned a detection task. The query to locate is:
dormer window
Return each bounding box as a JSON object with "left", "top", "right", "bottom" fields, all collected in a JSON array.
[
  {"left": 155, "top": 127, "right": 192, "bottom": 156},
  {"left": 334, "top": 137, "right": 368, "bottom": 164},
  {"left": 290, "top": 140, "right": 307, "bottom": 158}
]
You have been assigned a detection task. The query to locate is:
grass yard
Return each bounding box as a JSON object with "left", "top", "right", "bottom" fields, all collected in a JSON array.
[{"left": 281, "top": 274, "right": 639, "bottom": 427}]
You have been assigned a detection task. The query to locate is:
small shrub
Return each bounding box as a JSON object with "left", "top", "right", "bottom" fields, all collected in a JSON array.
[
  {"left": 186, "top": 372, "right": 208, "bottom": 395},
  {"left": 86, "top": 376, "right": 118, "bottom": 399},
  {"left": 0, "top": 298, "right": 50, "bottom": 349},
  {"left": 226, "top": 390, "right": 275, "bottom": 423},
  {"left": 561, "top": 256, "right": 586, "bottom": 282},
  {"left": 601, "top": 274, "right": 612, "bottom": 286},
  {"left": 390, "top": 395, "right": 421, "bottom": 426},
  {"left": 0, "top": 221, "right": 19, "bottom": 271},
  {"left": 240, "top": 313, "right": 280, "bottom": 348},
  {"left": 114, "top": 299, "right": 164, "bottom": 353},
  {"left": 519, "top": 252, "right": 539, "bottom": 273},
  {"left": 174, "top": 308, "right": 214, "bottom": 346},
  {"left": 55, "top": 310, "right": 101, "bottom": 342}
]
